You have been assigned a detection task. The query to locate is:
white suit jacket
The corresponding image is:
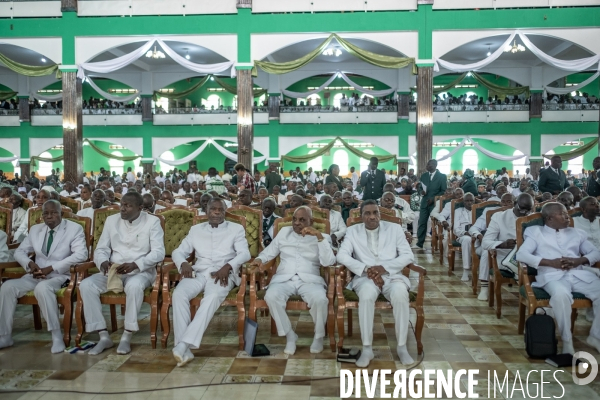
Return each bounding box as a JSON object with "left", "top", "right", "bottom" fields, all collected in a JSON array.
[
  {"left": 337, "top": 221, "right": 414, "bottom": 290},
  {"left": 329, "top": 210, "right": 347, "bottom": 239},
  {"left": 256, "top": 226, "right": 335, "bottom": 287},
  {"left": 516, "top": 225, "right": 600, "bottom": 287},
  {"left": 14, "top": 219, "right": 88, "bottom": 276},
  {"left": 11, "top": 207, "right": 26, "bottom": 237}
]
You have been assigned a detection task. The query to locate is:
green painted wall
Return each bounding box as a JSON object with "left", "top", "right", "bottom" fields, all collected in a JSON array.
[
  {"left": 433, "top": 138, "right": 519, "bottom": 174},
  {"left": 551, "top": 137, "right": 597, "bottom": 171},
  {"left": 0, "top": 147, "right": 16, "bottom": 173}
]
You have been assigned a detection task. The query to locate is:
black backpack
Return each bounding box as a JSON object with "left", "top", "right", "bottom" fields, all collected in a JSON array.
[{"left": 525, "top": 308, "right": 557, "bottom": 359}]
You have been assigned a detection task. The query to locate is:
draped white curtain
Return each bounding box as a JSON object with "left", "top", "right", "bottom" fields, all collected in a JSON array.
[
  {"left": 545, "top": 67, "right": 600, "bottom": 95},
  {"left": 30, "top": 92, "right": 63, "bottom": 101},
  {"left": 155, "top": 139, "right": 267, "bottom": 167},
  {"left": 0, "top": 156, "right": 18, "bottom": 163},
  {"left": 78, "top": 39, "right": 235, "bottom": 80},
  {"left": 432, "top": 136, "right": 528, "bottom": 163},
  {"left": 282, "top": 74, "right": 338, "bottom": 98},
  {"left": 85, "top": 77, "right": 140, "bottom": 103},
  {"left": 338, "top": 71, "right": 396, "bottom": 97}
]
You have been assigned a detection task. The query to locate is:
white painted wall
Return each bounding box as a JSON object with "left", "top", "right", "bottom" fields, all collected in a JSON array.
[
  {"left": 0, "top": 116, "right": 20, "bottom": 127},
  {"left": 408, "top": 134, "right": 532, "bottom": 160},
  {"left": 0, "top": 138, "right": 20, "bottom": 157},
  {"left": 434, "top": 0, "right": 600, "bottom": 9},
  {"left": 78, "top": 0, "right": 237, "bottom": 17},
  {"left": 542, "top": 110, "right": 600, "bottom": 122},
  {"left": 280, "top": 112, "right": 398, "bottom": 124},
  {"left": 541, "top": 134, "right": 598, "bottom": 154},
  {"left": 83, "top": 115, "right": 143, "bottom": 126},
  {"left": 0, "top": 2, "right": 61, "bottom": 18},
  {"left": 253, "top": 0, "right": 417, "bottom": 13},
  {"left": 88, "top": 137, "right": 144, "bottom": 156},
  {"left": 152, "top": 136, "right": 269, "bottom": 160},
  {"left": 30, "top": 137, "right": 62, "bottom": 157},
  {"left": 0, "top": 38, "right": 62, "bottom": 65}
]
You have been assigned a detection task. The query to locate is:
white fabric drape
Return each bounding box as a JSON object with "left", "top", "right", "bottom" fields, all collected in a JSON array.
[
  {"left": 434, "top": 31, "right": 517, "bottom": 73},
  {"left": 338, "top": 71, "right": 397, "bottom": 97},
  {"left": 469, "top": 137, "right": 528, "bottom": 163},
  {"left": 85, "top": 77, "right": 140, "bottom": 103},
  {"left": 77, "top": 39, "right": 156, "bottom": 79},
  {"left": 0, "top": 156, "right": 18, "bottom": 163},
  {"left": 30, "top": 92, "right": 63, "bottom": 101},
  {"left": 545, "top": 67, "right": 600, "bottom": 95},
  {"left": 517, "top": 33, "right": 600, "bottom": 72},
  {"left": 435, "top": 138, "right": 468, "bottom": 161},
  {"left": 156, "top": 39, "right": 235, "bottom": 78},
  {"left": 155, "top": 139, "right": 267, "bottom": 167},
  {"left": 211, "top": 140, "right": 268, "bottom": 165},
  {"left": 282, "top": 74, "right": 338, "bottom": 98}
]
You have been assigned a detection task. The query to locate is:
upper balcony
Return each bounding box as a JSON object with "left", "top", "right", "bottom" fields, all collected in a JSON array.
[
  {"left": 541, "top": 103, "right": 600, "bottom": 122},
  {"left": 77, "top": 0, "right": 238, "bottom": 17},
  {"left": 0, "top": 109, "right": 20, "bottom": 126},
  {"left": 31, "top": 108, "right": 143, "bottom": 126},
  {"left": 252, "top": 0, "right": 417, "bottom": 13},
  {"left": 152, "top": 107, "right": 269, "bottom": 125},
  {"left": 408, "top": 104, "right": 530, "bottom": 123},
  {"left": 433, "top": 0, "right": 600, "bottom": 9},
  {"left": 0, "top": 0, "right": 61, "bottom": 18},
  {"left": 279, "top": 105, "right": 398, "bottom": 124}
]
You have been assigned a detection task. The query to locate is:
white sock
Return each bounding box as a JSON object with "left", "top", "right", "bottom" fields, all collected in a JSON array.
[
  {"left": 461, "top": 269, "right": 470, "bottom": 282},
  {"left": 397, "top": 345, "right": 414, "bottom": 365},
  {"left": 310, "top": 337, "right": 323, "bottom": 354},
  {"left": 562, "top": 340, "right": 575, "bottom": 355},
  {"left": 89, "top": 330, "right": 113, "bottom": 355},
  {"left": 173, "top": 342, "right": 194, "bottom": 367},
  {"left": 50, "top": 329, "right": 65, "bottom": 354},
  {"left": 0, "top": 334, "right": 13, "bottom": 349},
  {"left": 356, "top": 345, "right": 374, "bottom": 368},
  {"left": 284, "top": 330, "right": 298, "bottom": 355},
  {"left": 586, "top": 336, "right": 600, "bottom": 353},
  {"left": 117, "top": 331, "right": 133, "bottom": 355}
]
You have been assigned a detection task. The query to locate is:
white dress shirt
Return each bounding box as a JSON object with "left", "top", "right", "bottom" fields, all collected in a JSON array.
[
  {"left": 126, "top": 172, "right": 136, "bottom": 183},
  {"left": 60, "top": 190, "right": 78, "bottom": 197},
  {"left": 329, "top": 209, "right": 347, "bottom": 239},
  {"left": 15, "top": 219, "right": 88, "bottom": 276},
  {"left": 172, "top": 221, "right": 250, "bottom": 286},
  {"left": 468, "top": 206, "right": 501, "bottom": 238},
  {"left": 77, "top": 206, "right": 104, "bottom": 231},
  {"left": 453, "top": 208, "right": 473, "bottom": 237},
  {"left": 94, "top": 212, "right": 165, "bottom": 274},
  {"left": 13, "top": 207, "right": 39, "bottom": 243},
  {"left": 516, "top": 226, "right": 600, "bottom": 287},
  {"left": 256, "top": 226, "right": 335, "bottom": 287},
  {"left": 187, "top": 173, "right": 203, "bottom": 183},
  {"left": 11, "top": 207, "right": 26, "bottom": 238},
  {"left": 434, "top": 201, "right": 452, "bottom": 223},
  {"left": 574, "top": 216, "right": 600, "bottom": 248}
]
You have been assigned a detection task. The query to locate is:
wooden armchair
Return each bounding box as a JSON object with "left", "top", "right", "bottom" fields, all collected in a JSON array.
[
  {"left": 517, "top": 212, "right": 592, "bottom": 334},
  {"left": 0, "top": 214, "right": 92, "bottom": 346},
  {"left": 435, "top": 196, "right": 453, "bottom": 265},
  {"left": 469, "top": 201, "right": 501, "bottom": 295},
  {"left": 337, "top": 217, "right": 426, "bottom": 355},
  {"left": 228, "top": 205, "right": 263, "bottom": 259},
  {"left": 248, "top": 217, "right": 337, "bottom": 351},
  {"left": 284, "top": 206, "right": 330, "bottom": 221},
  {"left": 0, "top": 206, "right": 12, "bottom": 245},
  {"left": 155, "top": 207, "right": 196, "bottom": 263},
  {"left": 486, "top": 207, "right": 514, "bottom": 318},
  {"left": 75, "top": 213, "right": 165, "bottom": 348},
  {"left": 60, "top": 196, "right": 81, "bottom": 214},
  {"left": 349, "top": 206, "right": 394, "bottom": 219},
  {"left": 160, "top": 213, "right": 248, "bottom": 349},
  {"left": 22, "top": 199, "right": 33, "bottom": 210},
  {"left": 447, "top": 199, "right": 464, "bottom": 277},
  {"left": 156, "top": 200, "right": 171, "bottom": 209}
]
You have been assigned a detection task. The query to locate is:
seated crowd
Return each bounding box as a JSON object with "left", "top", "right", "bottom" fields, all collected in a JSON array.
[{"left": 1, "top": 153, "right": 600, "bottom": 366}]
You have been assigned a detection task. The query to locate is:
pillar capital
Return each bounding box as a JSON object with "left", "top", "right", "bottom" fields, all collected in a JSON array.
[
  {"left": 235, "top": 63, "right": 254, "bottom": 70},
  {"left": 58, "top": 65, "right": 78, "bottom": 72}
]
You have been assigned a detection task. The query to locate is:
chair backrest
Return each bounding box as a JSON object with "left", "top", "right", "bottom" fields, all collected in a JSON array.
[
  {"left": 568, "top": 207, "right": 582, "bottom": 227},
  {"left": 28, "top": 207, "right": 43, "bottom": 231},
  {"left": 92, "top": 205, "right": 121, "bottom": 254},
  {"left": 64, "top": 214, "right": 92, "bottom": 251},
  {"left": 399, "top": 195, "right": 411, "bottom": 204},
  {"left": 535, "top": 200, "right": 555, "bottom": 212},
  {"left": 155, "top": 208, "right": 196, "bottom": 257},
  {"left": 22, "top": 198, "right": 32, "bottom": 210},
  {"left": 194, "top": 212, "right": 247, "bottom": 230},
  {"left": 349, "top": 205, "right": 395, "bottom": 219},
  {"left": 347, "top": 213, "right": 401, "bottom": 227},
  {"left": 441, "top": 195, "right": 453, "bottom": 210},
  {"left": 60, "top": 196, "right": 81, "bottom": 214},
  {"left": 449, "top": 200, "right": 464, "bottom": 242},
  {"left": 486, "top": 206, "right": 511, "bottom": 226},
  {"left": 228, "top": 205, "right": 263, "bottom": 258},
  {"left": 273, "top": 217, "right": 330, "bottom": 237},
  {"left": 472, "top": 200, "right": 500, "bottom": 225},
  {"left": 0, "top": 206, "right": 11, "bottom": 241},
  {"left": 156, "top": 200, "right": 171, "bottom": 208},
  {"left": 516, "top": 212, "right": 544, "bottom": 248},
  {"left": 285, "top": 206, "right": 329, "bottom": 220}
]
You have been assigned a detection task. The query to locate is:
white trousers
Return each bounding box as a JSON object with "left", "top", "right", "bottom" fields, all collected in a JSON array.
[
  {"left": 172, "top": 274, "right": 234, "bottom": 348},
  {"left": 264, "top": 276, "right": 328, "bottom": 339},
  {"left": 80, "top": 272, "right": 153, "bottom": 332},
  {"left": 441, "top": 231, "right": 449, "bottom": 261},
  {"left": 0, "top": 274, "right": 68, "bottom": 336},
  {"left": 457, "top": 235, "right": 472, "bottom": 270},
  {"left": 413, "top": 212, "right": 429, "bottom": 235},
  {"left": 476, "top": 246, "right": 489, "bottom": 282},
  {"left": 543, "top": 274, "right": 600, "bottom": 342},
  {"left": 353, "top": 277, "right": 410, "bottom": 347}
]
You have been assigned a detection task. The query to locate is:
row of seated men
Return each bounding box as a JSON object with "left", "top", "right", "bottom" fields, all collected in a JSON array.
[{"left": 0, "top": 190, "right": 415, "bottom": 368}]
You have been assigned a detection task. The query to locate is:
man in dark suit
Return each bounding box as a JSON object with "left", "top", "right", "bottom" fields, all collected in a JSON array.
[
  {"left": 359, "top": 157, "right": 386, "bottom": 200},
  {"left": 538, "top": 155, "right": 569, "bottom": 195},
  {"left": 265, "top": 164, "right": 282, "bottom": 194},
  {"left": 587, "top": 157, "right": 600, "bottom": 197},
  {"left": 416, "top": 159, "right": 448, "bottom": 249}
]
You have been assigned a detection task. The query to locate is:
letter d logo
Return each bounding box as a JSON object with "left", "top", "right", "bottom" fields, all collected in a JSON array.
[{"left": 573, "top": 351, "right": 598, "bottom": 385}]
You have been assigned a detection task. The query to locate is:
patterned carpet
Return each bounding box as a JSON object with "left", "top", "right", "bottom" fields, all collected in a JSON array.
[{"left": 1, "top": 248, "right": 600, "bottom": 400}]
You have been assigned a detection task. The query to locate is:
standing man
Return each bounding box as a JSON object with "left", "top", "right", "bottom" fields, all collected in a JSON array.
[
  {"left": 350, "top": 167, "right": 359, "bottom": 189},
  {"left": 359, "top": 157, "right": 386, "bottom": 201},
  {"left": 586, "top": 157, "right": 600, "bottom": 197},
  {"left": 538, "top": 155, "right": 569, "bottom": 195},
  {"left": 416, "top": 159, "right": 448, "bottom": 249},
  {"left": 265, "top": 164, "right": 282, "bottom": 194}
]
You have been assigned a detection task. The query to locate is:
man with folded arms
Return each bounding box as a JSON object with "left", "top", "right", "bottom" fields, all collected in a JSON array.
[
  {"left": 171, "top": 198, "right": 250, "bottom": 366},
  {"left": 337, "top": 200, "right": 415, "bottom": 367},
  {"left": 516, "top": 202, "right": 600, "bottom": 354},
  {"left": 0, "top": 200, "right": 87, "bottom": 352},
  {"left": 80, "top": 192, "right": 165, "bottom": 355},
  {"left": 249, "top": 206, "right": 335, "bottom": 355}
]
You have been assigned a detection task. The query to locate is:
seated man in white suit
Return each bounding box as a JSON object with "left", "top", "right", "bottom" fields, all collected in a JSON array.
[
  {"left": 80, "top": 192, "right": 165, "bottom": 356},
  {"left": 516, "top": 202, "right": 600, "bottom": 354},
  {"left": 453, "top": 193, "right": 475, "bottom": 282},
  {"left": 170, "top": 198, "right": 250, "bottom": 367},
  {"left": 336, "top": 200, "right": 415, "bottom": 367},
  {"left": 250, "top": 206, "right": 336, "bottom": 355},
  {"left": 0, "top": 200, "right": 87, "bottom": 352},
  {"left": 318, "top": 194, "right": 346, "bottom": 248}
]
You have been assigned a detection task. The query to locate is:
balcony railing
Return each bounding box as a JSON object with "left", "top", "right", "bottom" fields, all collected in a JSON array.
[
  {"left": 542, "top": 103, "right": 600, "bottom": 111},
  {"left": 281, "top": 105, "right": 398, "bottom": 113},
  {"left": 32, "top": 108, "right": 63, "bottom": 115},
  {"left": 252, "top": 0, "right": 418, "bottom": 13},
  {"left": 410, "top": 104, "right": 530, "bottom": 112},
  {"left": 154, "top": 107, "right": 236, "bottom": 115},
  {"left": 83, "top": 108, "right": 141, "bottom": 115},
  {"left": 0, "top": 109, "right": 19, "bottom": 116},
  {"left": 0, "top": 0, "right": 61, "bottom": 18},
  {"left": 77, "top": 0, "right": 238, "bottom": 17}
]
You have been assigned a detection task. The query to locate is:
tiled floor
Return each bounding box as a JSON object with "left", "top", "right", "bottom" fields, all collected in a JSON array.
[{"left": 2, "top": 248, "right": 600, "bottom": 399}]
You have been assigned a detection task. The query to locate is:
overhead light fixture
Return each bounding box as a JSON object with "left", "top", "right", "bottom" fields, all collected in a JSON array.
[
  {"left": 41, "top": 58, "right": 47, "bottom": 63},
  {"left": 323, "top": 48, "right": 342, "bottom": 57},
  {"left": 184, "top": 48, "right": 190, "bottom": 60},
  {"left": 145, "top": 46, "right": 166, "bottom": 59},
  {"left": 504, "top": 40, "right": 526, "bottom": 54},
  {"left": 486, "top": 46, "right": 491, "bottom": 57}
]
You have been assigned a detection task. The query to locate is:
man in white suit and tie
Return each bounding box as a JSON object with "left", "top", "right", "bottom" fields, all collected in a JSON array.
[
  {"left": 337, "top": 199, "right": 415, "bottom": 367},
  {"left": 0, "top": 200, "right": 88, "bottom": 352},
  {"left": 250, "top": 206, "right": 336, "bottom": 355}
]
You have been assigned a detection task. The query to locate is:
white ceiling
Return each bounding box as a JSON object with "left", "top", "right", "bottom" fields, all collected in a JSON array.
[{"left": 0, "top": 43, "right": 56, "bottom": 66}]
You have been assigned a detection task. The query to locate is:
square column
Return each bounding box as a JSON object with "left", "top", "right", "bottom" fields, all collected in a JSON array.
[
  {"left": 397, "top": 92, "right": 410, "bottom": 119},
  {"left": 530, "top": 90, "right": 543, "bottom": 119},
  {"left": 61, "top": 66, "right": 83, "bottom": 184},
  {"left": 18, "top": 96, "right": 30, "bottom": 122},
  {"left": 61, "top": 0, "right": 77, "bottom": 11},
  {"left": 18, "top": 160, "right": 31, "bottom": 183},
  {"left": 529, "top": 157, "right": 543, "bottom": 180},
  {"left": 141, "top": 158, "right": 154, "bottom": 176},
  {"left": 236, "top": 67, "right": 254, "bottom": 169},
  {"left": 140, "top": 95, "right": 153, "bottom": 122},
  {"left": 416, "top": 65, "right": 433, "bottom": 175},
  {"left": 396, "top": 157, "right": 410, "bottom": 177},
  {"left": 268, "top": 93, "right": 280, "bottom": 120}
]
